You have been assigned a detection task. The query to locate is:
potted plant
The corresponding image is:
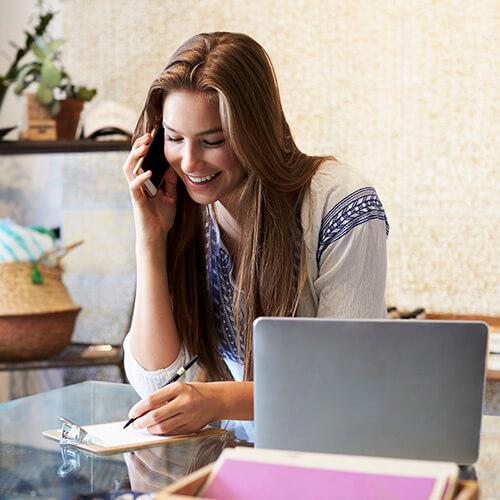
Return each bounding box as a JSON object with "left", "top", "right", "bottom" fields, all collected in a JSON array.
[
  {"left": 1, "top": 8, "right": 97, "bottom": 140},
  {"left": 0, "top": 11, "right": 53, "bottom": 139}
]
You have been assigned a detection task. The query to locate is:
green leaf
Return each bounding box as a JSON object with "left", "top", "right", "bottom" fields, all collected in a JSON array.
[
  {"left": 34, "top": 36, "right": 48, "bottom": 53},
  {"left": 31, "top": 262, "right": 44, "bottom": 285},
  {"left": 49, "top": 100, "right": 60, "bottom": 115},
  {"left": 32, "top": 45, "right": 45, "bottom": 59},
  {"left": 36, "top": 13, "right": 54, "bottom": 37},
  {"left": 36, "top": 83, "right": 54, "bottom": 104},
  {"left": 47, "top": 39, "right": 64, "bottom": 54},
  {"left": 24, "top": 30, "right": 35, "bottom": 49},
  {"left": 14, "top": 79, "right": 35, "bottom": 95},
  {"left": 15, "top": 63, "right": 36, "bottom": 86},
  {"left": 76, "top": 86, "right": 97, "bottom": 101},
  {"left": 40, "top": 60, "right": 61, "bottom": 88},
  {"left": 4, "top": 12, "right": 55, "bottom": 82}
]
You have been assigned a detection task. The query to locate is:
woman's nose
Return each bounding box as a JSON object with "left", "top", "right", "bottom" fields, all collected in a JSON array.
[{"left": 180, "top": 143, "right": 202, "bottom": 173}]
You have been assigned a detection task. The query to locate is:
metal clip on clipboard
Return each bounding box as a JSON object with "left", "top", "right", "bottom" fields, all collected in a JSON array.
[{"left": 58, "top": 416, "right": 104, "bottom": 446}]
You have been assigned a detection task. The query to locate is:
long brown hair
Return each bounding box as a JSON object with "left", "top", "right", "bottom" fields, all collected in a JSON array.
[{"left": 133, "top": 32, "right": 332, "bottom": 380}]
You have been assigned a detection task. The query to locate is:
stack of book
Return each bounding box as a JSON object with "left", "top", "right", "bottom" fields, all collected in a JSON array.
[{"left": 157, "top": 447, "right": 477, "bottom": 499}]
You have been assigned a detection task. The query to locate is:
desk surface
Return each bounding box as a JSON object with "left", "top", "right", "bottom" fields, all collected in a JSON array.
[
  {"left": 0, "top": 381, "right": 498, "bottom": 498},
  {"left": 0, "top": 381, "right": 246, "bottom": 498}
]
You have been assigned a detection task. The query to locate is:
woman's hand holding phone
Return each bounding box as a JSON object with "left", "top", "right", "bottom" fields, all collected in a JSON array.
[{"left": 123, "top": 133, "right": 177, "bottom": 246}]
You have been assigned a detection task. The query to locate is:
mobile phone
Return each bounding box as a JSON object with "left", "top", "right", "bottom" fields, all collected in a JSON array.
[{"left": 133, "top": 126, "right": 170, "bottom": 197}]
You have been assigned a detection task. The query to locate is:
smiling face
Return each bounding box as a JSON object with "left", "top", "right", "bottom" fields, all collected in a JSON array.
[{"left": 162, "top": 90, "right": 245, "bottom": 212}]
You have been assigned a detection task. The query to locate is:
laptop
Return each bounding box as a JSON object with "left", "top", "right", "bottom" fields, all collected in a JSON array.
[{"left": 253, "top": 318, "right": 488, "bottom": 464}]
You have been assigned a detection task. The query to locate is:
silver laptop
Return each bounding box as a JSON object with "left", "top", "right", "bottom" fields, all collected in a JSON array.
[{"left": 253, "top": 318, "right": 488, "bottom": 464}]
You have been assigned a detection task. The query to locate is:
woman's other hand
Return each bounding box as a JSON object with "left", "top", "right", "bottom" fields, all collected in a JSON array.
[
  {"left": 123, "top": 133, "right": 178, "bottom": 245},
  {"left": 128, "top": 382, "right": 222, "bottom": 435}
]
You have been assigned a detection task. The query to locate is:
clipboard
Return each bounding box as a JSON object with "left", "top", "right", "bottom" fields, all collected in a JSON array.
[{"left": 42, "top": 423, "right": 225, "bottom": 455}]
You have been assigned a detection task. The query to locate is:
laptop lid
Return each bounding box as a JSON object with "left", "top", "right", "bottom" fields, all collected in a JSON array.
[{"left": 253, "top": 318, "right": 488, "bottom": 464}]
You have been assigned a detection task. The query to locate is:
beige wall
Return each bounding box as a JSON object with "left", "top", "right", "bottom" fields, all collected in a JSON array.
[{"left": 62, "top": 0, "right": 499, "bottom": 315}]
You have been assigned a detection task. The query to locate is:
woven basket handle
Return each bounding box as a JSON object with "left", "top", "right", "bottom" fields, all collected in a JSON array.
[{"left": 37, "top": 240, "right": 84, "bottom": 266}]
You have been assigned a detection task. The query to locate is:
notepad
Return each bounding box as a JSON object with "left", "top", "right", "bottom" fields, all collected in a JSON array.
[
  {"left": 199, "top": 447, "right": 459, "bottom": 500},
  {"left": 42, "top": 421, "right": 222, "bottom": 455},
  {"left": 86, "top": 421, "right": 172, "bottom": 446}
]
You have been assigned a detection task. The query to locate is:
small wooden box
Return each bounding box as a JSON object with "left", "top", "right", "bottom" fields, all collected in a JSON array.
[
  {"left": 25, "top": 119, "right": 57, "bottom": 140},
  {"left": 154, "top": 463, "right": 479, "bottom": 500},
  {"left": 19, "top": 94, "right": 57, "bottom": 141}
]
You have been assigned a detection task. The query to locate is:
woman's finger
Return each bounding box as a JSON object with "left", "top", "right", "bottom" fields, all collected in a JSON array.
[
  {"left": 128, "top": 170, "right": 152, "bottom": 198},
  {"left": 129, "top": 382, "right": 182, "bottom": 419},
  {"left": 135, "top": 402, "right": 182, "bottom": 430},
  {"left": 147, "top": 412, "right": 186, "bottom": 435},
  {"left": 123, "top": 140, "right": 151, "bottom": 181},
  {"left": 131, "top": 386, "right": 185, "bottom": 429},
  {"left": 132, "top": 132, "right": 152, "bottom": 150}
]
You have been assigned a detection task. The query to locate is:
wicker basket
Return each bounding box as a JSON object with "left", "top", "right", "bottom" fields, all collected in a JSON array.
[{"left": 0, "top": 242, "right": 82, "bottom": 361}]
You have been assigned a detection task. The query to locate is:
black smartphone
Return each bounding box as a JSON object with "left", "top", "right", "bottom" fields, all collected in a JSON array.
[{"left": 133, "top": 126, "right": 170, "bottom": 197}]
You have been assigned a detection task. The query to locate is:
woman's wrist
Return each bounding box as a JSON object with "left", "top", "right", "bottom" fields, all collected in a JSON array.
[
  {"left": 203, "top": 381, "right": 254, "bottom": 421},
  {"left": 135, "top": 235, "right": 167, "bottom": 257}
]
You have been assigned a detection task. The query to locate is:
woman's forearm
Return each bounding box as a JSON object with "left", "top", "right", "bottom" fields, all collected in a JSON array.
[
  {"left": 128, "top": 241, "right": 181, "bottom": 370},
  {"left": 205, "top": 381, "right": 254, "bottom": 421}
]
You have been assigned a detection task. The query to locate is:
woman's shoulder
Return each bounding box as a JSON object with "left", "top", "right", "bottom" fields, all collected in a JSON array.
[
  {"left": 310, "top": 160, "right": 372, "bottom": 197},
  {"left": 301, "top": 159, "right": 389, "bottom": 269},
  {"left": 308, "top": 159, "right": 377, "bottom": 208}
]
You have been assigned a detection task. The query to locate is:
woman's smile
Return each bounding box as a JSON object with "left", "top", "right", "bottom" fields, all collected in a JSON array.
[{"left": 185, "top": 171, "right": 222, "bottom": 185}]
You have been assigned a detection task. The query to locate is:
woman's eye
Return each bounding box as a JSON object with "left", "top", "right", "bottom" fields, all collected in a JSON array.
[
  {"left": 204, "top": 139, "right": 225, "bottom": 147},
  {"left": 166, "top": 136, "right": 225, "bottom": 147}
]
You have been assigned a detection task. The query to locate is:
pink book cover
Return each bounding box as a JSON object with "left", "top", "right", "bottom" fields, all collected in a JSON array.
[{"left": 202, "top": 458, "right": 442, "bottom": 500}]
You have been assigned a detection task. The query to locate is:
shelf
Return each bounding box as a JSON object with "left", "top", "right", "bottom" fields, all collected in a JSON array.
[{"left": 0, "top": 140, "right": 130, "bottom": 155}]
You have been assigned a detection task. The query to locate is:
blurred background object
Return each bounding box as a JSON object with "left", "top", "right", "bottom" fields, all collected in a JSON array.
[
  {"left": 0, "top": 220, "right": 82, "bottom": 361},
  {"left": 78, "top": 100, "right": 136, "bottom": 141},
  {"left": 0, "top": 3, "right": 96, "bottom": 141}
]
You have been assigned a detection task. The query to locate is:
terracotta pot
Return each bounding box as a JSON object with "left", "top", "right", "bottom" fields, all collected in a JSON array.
[{"left": 56, "top": 98, "right": 84, "bottom": 140}]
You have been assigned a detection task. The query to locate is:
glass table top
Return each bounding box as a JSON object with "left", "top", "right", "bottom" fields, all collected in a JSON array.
[
  {"left": 1, "top": 381, "right": 499, "bottom": 499},
  {"left": 0, "top": 381, "right": 248, "bottom": 499}
]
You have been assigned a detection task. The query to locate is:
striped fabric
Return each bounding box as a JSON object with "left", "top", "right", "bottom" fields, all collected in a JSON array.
[{"left": 0, "top": 219, "right": 55, "bottom": 263}]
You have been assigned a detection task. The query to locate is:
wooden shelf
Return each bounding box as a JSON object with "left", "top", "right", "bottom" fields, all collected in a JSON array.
[{"left": 0, "top": 139, "right": 130, "bottom": 155}]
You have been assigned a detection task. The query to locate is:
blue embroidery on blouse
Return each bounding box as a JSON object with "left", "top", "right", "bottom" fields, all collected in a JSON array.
[
  {"left": 316, "top": 187, "right": 389, "bottom": 265},
  {"left": 205, "top": 208, "right": 245, "bottom": 363}
]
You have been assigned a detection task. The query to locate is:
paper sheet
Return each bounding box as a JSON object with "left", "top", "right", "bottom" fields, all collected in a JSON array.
[
  {"left": 490, "top": 332, "right": 500, "bottom": 354},
  {"left": 83, "top": 421, "right": 171, "bottom": 447}
]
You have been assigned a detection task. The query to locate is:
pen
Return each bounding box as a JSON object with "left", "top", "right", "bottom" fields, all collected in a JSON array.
[{"left": 123, "top": 355, "right": 199, "bottom": 429}]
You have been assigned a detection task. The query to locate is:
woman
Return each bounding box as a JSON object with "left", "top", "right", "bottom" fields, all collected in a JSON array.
[{"left": 122, "top": 32, "right": 389, "bottom": 435}]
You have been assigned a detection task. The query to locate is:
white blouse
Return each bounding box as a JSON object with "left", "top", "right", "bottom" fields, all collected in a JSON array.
[{"left": 123, "top": 160, "right": 389, "bottom": 396}]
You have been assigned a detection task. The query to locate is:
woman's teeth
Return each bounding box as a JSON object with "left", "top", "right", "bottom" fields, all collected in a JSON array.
[{"left": 188, "top": 173, "right": 218, "bottom": 184}]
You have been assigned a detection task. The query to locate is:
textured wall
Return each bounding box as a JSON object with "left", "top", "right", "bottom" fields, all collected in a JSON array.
[{"left": 61, "top": 0, "right": 499, "bottom": 314}]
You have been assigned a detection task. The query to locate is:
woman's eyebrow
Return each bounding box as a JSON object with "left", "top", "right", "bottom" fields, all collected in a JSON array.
[{"left": 163, "top": 123, "right": 223, "bottom": 136}]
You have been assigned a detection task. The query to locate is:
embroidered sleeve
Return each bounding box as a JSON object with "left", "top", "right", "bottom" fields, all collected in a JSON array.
[
  {"left": 314, "top": 187, "right": 388, "bottom": 319},
  {"left": 316, "top": 187, "right": 389, "bottom": 266}
]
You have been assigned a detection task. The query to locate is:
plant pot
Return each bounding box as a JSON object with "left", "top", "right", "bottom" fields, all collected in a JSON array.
[{"left": 56, "top": 98, "right": 84, "bottom": 140}]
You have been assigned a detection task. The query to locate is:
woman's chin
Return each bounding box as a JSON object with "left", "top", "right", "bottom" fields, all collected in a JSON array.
[{"left": 187, "top": 190, "right": 219, "bottom": 206}]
